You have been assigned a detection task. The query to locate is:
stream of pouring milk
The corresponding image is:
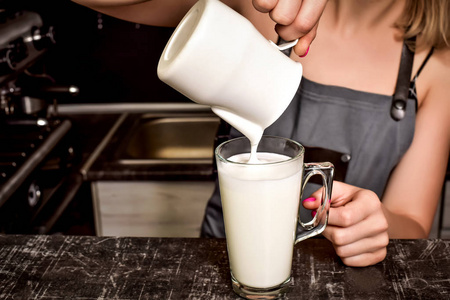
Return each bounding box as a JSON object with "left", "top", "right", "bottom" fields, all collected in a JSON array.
[{"left": 211, "top": 107, "right": 264, "bottom": 163}]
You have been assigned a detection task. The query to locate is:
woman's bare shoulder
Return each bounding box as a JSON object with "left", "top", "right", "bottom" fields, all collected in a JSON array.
[
  {"left": 428, "top": 47, "right": 450, "bottom": 99},
  {"left": 434, "top": 47, "right": 450, "bottom": 73},
  {"left": 417, "top": 46, "right": 450, "bottom": 108},
  {"left": 427, "top": 44, "right": 450, "bottom": 68}
]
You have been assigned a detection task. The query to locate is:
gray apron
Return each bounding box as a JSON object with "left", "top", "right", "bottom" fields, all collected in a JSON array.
[{"left": 200, "top": 41, "right": 433, "bottom": 238}]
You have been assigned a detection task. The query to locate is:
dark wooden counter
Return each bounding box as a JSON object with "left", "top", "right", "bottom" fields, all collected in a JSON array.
[{"left": 0, "top": 235, "right": 449, "bottom": 299}]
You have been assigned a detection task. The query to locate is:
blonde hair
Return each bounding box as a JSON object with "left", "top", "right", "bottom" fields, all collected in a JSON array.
[{"left": 397, "top": 0, "right": 450, "bottom": 50}]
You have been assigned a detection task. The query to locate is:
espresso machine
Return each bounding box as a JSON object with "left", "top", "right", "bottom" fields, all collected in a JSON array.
[{"left": 0, "top": 9, "right": 80, "bottom": 234}]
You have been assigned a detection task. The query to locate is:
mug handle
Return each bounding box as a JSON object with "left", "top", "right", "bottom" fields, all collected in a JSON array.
[
  {"left": 295, "top": 162, "right": 334, "bottom": 244},
  {"left": 269, "top": 39, "right": 299, "bottom": 51}
]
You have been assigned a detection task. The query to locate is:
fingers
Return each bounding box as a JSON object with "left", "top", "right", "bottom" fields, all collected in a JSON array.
[
  {"left": 302, "top": 181, "right": 361, "bottom": 211},
  {"left": 323, "top": 209, "right": 389, "bottom": 247},
  {"left": 328, "top": 189, "right": 381, "bottom": 228},
  {"left": 324, "top": 227, "right": 388, "bottom": 267},
  {"left": 323, "top": 208, "right": 389, "bottom": 267},
  {"left": 340, "top": 246, "right": 388, "bottom": 267},
  {"left": 271, "top": 0, "right": 327, "bottom": 57},
  {"left": 252, "top": 0, "right": 278, "bottom": 13},
  {"left": 269, "top": 0, "right": 302, "bottom": 26},
  {"left": 252, "top": 0, "right": 328, "bottom": 57},
  {"left": 303, "top": 181, "right": 375, "bottom": 207},
  {"left": 328, "top": 231, "right": 389, "bottom": 258},
  {"left": 302, "top": 181, "right": 389, "bottom": 267},
  {"left": 292, "top": 26, "right": 317, "bottom": 57}
]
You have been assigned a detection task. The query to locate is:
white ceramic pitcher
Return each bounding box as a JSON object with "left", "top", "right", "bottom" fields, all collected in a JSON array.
[{"left": 157, "top": 0, "right": 302, "bottom": 143}]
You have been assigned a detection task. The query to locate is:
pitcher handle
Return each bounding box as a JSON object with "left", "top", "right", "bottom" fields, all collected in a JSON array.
[
  {"left": 269, "top": 39, "right": 299, "bottom": 51},
  {"left": 295, "top": 162, "right": 334, "bottom": 244}
]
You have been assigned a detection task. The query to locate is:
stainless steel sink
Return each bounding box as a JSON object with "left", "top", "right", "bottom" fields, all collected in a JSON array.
[
  {"left": 78, "top": 103, "right": 223, "bottom": 181},
  {"left": 117, "top": 113, "right": 221, "bottom": 164}
]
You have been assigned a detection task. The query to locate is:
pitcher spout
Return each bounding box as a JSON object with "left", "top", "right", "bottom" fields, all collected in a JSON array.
[{"left": 211, "top": 107, "right": 264, "bottom": 146}]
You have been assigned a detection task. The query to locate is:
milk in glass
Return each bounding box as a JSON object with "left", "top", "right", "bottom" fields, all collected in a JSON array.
[{"left": 218, "top": 152, "right": 303, "bottom": 288}]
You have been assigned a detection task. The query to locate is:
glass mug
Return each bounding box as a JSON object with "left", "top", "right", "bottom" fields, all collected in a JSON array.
[{"left": 216, "top": 136, "right": 334, "bottom": 299}]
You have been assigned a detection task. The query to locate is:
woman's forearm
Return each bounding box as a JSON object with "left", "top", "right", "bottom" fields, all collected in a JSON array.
[
  {"left": 382, "top": 205, "right": 428, "bottom": 239},
  {"left": 71, "top": 0, "right": 150, "bottom": 8},
  {"left": 71, "top": 0, "right": 196, "bottom": 27}
]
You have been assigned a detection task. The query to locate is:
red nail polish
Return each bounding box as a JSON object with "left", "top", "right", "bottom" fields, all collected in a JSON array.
[
  {"left": 303, "top": 197, "right": 316, "bottom": 203},
  {"left": 299, "top": 46, "right": 310, "bottom": 58},
  {"left": 311, "top": 210, "right": 317, "bottom": 217}
]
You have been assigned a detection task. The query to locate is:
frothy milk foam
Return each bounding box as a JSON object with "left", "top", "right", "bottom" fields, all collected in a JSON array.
[{"left": 218, "top": 152, "right": 303, "bottom": 288}]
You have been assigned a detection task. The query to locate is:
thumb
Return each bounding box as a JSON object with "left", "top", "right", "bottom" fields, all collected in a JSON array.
[
  {"left": 327, "top": 181, "right": 362, "bottom": 207},
  {"left": 302, "top": 181, "right": 357, "bottom": 210}
]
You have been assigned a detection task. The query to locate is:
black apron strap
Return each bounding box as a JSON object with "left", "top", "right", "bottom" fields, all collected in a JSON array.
[
  {"left": 413, "top": 47, "right": 434, "bottom": 79},
  {"left": 391, "top": 36, "right": 416, "bottom": 121}
]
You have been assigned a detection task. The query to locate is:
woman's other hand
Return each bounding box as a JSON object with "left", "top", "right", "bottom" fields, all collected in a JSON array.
[
  {"left": 252, "top": 0, "right": 328, "bottom": 56},
  {"left": 303, "top": 181, "right": 389, "bottom": 267}
]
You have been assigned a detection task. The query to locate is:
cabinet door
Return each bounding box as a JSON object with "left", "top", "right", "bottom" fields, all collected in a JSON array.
[{"left": 92, "top": 181, "right": 215, "bottom": 237}]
